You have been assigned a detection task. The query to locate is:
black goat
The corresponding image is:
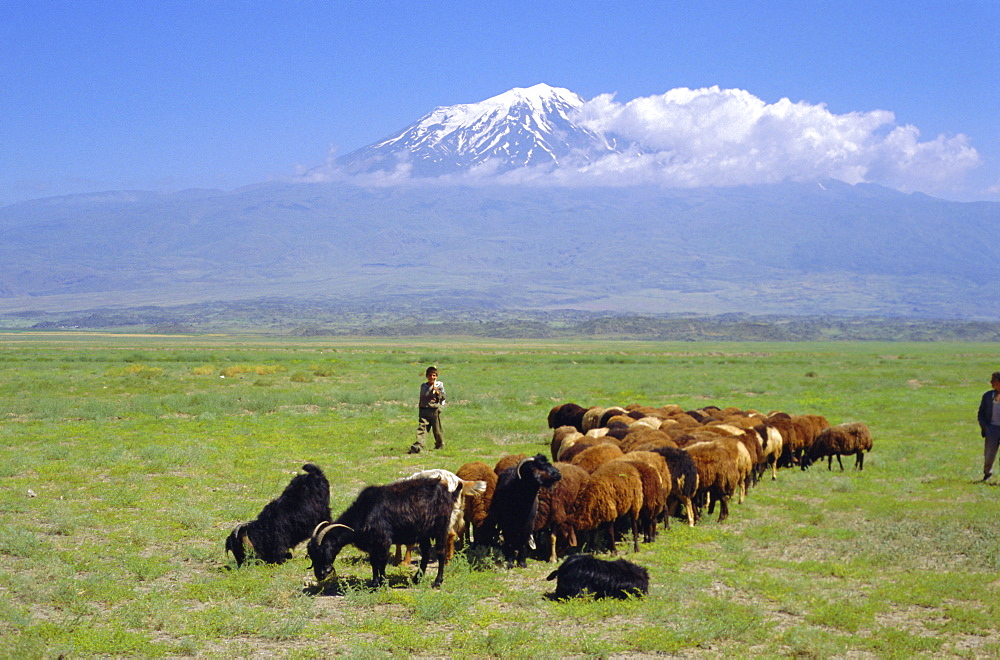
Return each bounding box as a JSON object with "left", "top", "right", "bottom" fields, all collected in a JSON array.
[
  {"left": 307, "top": 477, "right": 460, "bottom": 588},
  {"left": 488, "top": 454, "right": 562, "bottom": 569},
  {"left": 225, "top": 463, "right": 331, "bottom": 567},
  {"left": 546, "top": 553, "right": 649, "bottom": 600}
]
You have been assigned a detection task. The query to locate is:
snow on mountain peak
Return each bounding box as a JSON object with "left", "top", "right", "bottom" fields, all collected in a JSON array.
[
  {"left": 335, "top": 83, "right": 610, "bottom": 177},
  {"left": 480, "top": 83, "right": 583, "bottom": 110}
]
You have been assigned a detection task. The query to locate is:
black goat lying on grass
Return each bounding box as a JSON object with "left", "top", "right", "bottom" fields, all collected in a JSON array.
[
  {"left": 546, "top": 553, "right": 650, "bottom": 600},
  {"left": 308, "top": 477, "right": 461, "bottom": 589},
  {"left": 225, "top": 463, "right": 331, "bottom": 567}
]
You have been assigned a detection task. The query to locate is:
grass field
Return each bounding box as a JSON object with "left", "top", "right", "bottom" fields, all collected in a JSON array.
[{"left": 1, "top": 333, "right": 998, "bottom": 658}]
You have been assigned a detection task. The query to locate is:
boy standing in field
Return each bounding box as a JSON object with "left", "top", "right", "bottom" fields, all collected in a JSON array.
[{"left": 408, "top": 366, "right": 445, "bottom": 454}]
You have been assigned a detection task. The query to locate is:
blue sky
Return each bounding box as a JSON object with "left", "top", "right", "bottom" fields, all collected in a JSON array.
[{"left": 3, "top": 1, "right": 997, "bottom": 205}]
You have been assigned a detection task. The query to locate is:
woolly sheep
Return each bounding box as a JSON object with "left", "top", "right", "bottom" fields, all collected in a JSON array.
[
  {"left": 551, "top": 425, "right": 584, "bottom": 463},
  {"left": 598, "top": 407, "right": 630, "bottom": 428},
  {"left": 533, "top": 462, "right": 591, "bottom": 562},
  {"left": 801, "top": 422, "right": 873, "bottom": 471},
  {"left": 400, "top": 469, "right": 486, "bottom": 561},
  {"left": 581, "top": 407, "right": 606, "bottom": 433},
  {"left": 570, "top": 442, "right": 625, "bottom": 473},
  {"left": 562, "top": 459, "right": 643, "bottom": 554},
  {"left": 455, "top": 461, "right": 498, "bottom": 543},
  {"left": 494, "top": 453, "right": 529, "bottom": 475},
  {"left": 767, "top": 411, "right": 800, "bottom": 468},
  {"left": 618, "top": 451, "right": 670, "bottom": 542},
  {"left": 787, "top": 414, "right": 830, "bottom": 465},
  {"left": 683, "top": 438, "right": 748, "bottom": 523},
  {"left": 558, "top": 437, "right": 601, "bottom": 463},
  {"left": 547, "top": 402, "right": 588, "bottom": 432},
  {"left": 650, "top": 446, "right": 699, "bottom": 527}
]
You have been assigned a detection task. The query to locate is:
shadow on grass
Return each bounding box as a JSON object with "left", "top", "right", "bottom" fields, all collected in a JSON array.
[{"left": 303, "top": 572, "right": 422, "bottom": 596}]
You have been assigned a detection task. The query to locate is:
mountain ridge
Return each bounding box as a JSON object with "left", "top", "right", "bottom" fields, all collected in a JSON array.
[{"left": 1, "top": 179, "right": 996, "bottom": 319}]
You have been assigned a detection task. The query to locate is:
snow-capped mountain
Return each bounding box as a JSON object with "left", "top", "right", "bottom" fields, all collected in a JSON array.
[{"left": 336, "top": 83, "right": 615, "bottom": 176}]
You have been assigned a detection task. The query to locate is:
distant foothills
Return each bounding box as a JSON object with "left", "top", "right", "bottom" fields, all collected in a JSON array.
[
  {"left": 1, "top": 85, "right": 998, "bottom": 326},
  {"left": 3, "top": 300, "right": 999, "bottom": 341}
]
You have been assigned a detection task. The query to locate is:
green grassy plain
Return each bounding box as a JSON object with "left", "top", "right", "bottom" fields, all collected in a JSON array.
[{"left": 1, "top": 333, "right": 998, "bottom": 658}]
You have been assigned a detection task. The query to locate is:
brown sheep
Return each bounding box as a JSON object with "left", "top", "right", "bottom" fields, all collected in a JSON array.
[
  {"left": 599, "top": 407, "right": 630, "bottom": 428},
  {"left": 801, "top": 422, "right": 873, "bottom": 471},
  {"left": 664, "top": 411, "right": 701, "bottom": 428},
  {"left": 708, "top": 423, "right": 766, "bottom": 494},
  {"left": 581, "top": 406, "right": 607, "bottom": 433},
  {"left": 656, "top": 404, "right": 685, "bottom": 416},
  {"left": 630, "top": 416, "right": 663, "bottom": 430},
  {"left": 620, "top": 427, "right": 676, "bottom": 453},
  {"left": 767, "top": 411, "right": 800, "bottom": 468},
  {"left": 551, "top": 425, "right": 584, "bottom": 463},
  {"left": 683, "top": 438, "right": 748, "bottom": 522},
  {"left": 625, "top": 404, "right": 669, "bottom": 420},
  {"left": 494, "top": 453, "right": 528, "bottom": 476},
  {"left": 570, "top": 443, "right": 625, "bottom": 473},
  {"left": 748, "top": 421, "right": 784, "bottom": 481},
  {"left": 558, "top": 437, "right": 601, "bottom": 463},
  {"left": 533, "top": 462, "right": 591, "bottom": 562},
  {"left": 788, "top": 414, "right": 831, "bottom": 465},
  {"left": 561, "top": 459, "right": 643, "bottom": 554},
  {"left": 619, "top": 451, "right": 670, "bottom": 542},
  {"left": 631, "top": 437, "right": 681, "bottom": 453},
  {"left": 455, "top": 461, "right": 498, "bottom": 544}
]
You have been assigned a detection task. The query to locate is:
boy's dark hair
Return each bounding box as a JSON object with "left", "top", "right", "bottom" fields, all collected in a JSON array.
[
  {"left": 425, "top": 366, "right": 438, "bottom": 377},
  {"left": 992, "top": 371, "right": 1000, "bottom": 382}
]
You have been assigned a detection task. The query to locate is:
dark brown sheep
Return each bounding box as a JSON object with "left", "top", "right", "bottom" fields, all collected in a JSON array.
[
  {"left": 650, "top": 446, "right": 699, "bottom": 527},
  {"left": 801, "top": 422, "right": 873, "bottom": 471},
  {"left": 548, "top": 402, "right": 588, "bottom": 432},
  {"left": 533, "top": 462, "right": 591, "bottom": 562}
]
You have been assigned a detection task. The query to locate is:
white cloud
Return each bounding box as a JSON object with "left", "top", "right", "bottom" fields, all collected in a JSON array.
[{"left": 564, "top": 86, "right": 980, "bottom": 192}]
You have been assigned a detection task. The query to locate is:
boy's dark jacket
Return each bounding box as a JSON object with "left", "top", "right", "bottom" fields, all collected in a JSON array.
[
  {"left": 979, "top": 390, "right": 997, "bottom": 437},
  {"left": 420, "top": 381, "right": 446, "bottom": 409}
]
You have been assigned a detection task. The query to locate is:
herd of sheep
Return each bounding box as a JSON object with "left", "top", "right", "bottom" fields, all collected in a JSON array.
[{"left": 224, "top": 401, "right": 872, "bottom": 598}]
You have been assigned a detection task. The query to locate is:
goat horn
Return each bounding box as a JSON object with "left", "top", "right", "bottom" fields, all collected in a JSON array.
[
  {"left": 515, "top": 457, "right": 533, "bottom": 480},
  {"left": 312, "top": 522, "right": 334, "bottom": 544},
  {"left": 312, "top": 521, "right": 330, "bottom": 538},
  {"left": 316, "top": 523, "right": 353, "bottom": 546}
]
